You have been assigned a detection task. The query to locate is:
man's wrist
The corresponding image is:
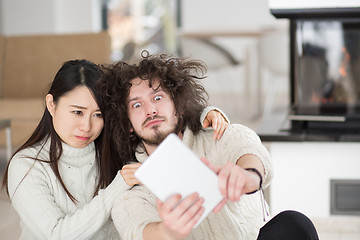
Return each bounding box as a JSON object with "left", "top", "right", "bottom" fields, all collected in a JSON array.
[
  {"left": 244, "top": 168, "right": 263, "bottom": 194},
  {"left": 144, "top": 222, "right": 168, "bottom": 240}
]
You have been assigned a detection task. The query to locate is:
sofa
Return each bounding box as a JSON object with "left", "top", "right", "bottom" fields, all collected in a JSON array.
[{"left": 0, "top": 32, "right": 112, "bottom": 148}]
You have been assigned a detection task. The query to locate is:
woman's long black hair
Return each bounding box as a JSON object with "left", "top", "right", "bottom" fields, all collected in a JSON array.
[{"left": 2, "top": 59, "right": 115, "bottom": 203}]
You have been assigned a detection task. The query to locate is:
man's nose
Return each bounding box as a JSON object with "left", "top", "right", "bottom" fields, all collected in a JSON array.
[{"left": 145, "top": 102, "right": 158, "bottom": 117}]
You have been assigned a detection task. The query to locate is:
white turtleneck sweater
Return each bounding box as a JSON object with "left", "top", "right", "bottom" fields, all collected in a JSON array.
[
  {"left": 111, "top": 124, "right": 273, "bottom": 240},
  {"left": 7, "top": 139, "right": 129, "bottom": 240}
]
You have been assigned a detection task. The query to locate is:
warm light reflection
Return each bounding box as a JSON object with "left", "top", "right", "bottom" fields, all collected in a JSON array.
[{"left": 339, "top": 47, "right": 350, "bottom": 77}]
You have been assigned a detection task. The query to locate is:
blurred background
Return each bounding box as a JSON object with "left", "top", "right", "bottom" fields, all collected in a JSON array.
[{"left": 0, "top": 1, "right": 359, "bottom": 239}]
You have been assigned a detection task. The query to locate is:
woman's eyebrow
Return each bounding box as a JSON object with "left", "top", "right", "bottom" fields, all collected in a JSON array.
[
  {"left": 69, "top": 104, "right": 101, "bottom": 112},
  {"left": 69, "top": 104, "right": 87, "bottom": 109}
]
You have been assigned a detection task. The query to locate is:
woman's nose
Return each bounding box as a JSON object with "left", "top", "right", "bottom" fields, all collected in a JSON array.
[{"left": 79, "top": 117, "right": 91, "bottom": 132}]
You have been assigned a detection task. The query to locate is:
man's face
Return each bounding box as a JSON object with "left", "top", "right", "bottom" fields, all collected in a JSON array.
[{"left": 127, "top": 78, "right": 179, "bottom": 146}]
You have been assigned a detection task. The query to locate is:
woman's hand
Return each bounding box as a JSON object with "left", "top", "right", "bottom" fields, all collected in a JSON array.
[
  {"left": 202, "top": 110, "right": 229, "bottom": 140},
  {"left": 120, "top": 163, "right": 142, "bottom": 186}
]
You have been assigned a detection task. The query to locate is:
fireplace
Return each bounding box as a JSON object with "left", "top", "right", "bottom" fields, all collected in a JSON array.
[{"left": 270, "top": 2, "right": 360, "bottom": 136}]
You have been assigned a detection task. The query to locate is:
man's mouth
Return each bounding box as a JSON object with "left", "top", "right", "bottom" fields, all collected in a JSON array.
[
  {"left": 144, "top": 119, "right": 164, "bottom": 128},
  {"left": 144, "top": 116, "right": 165, "bottom": 127}
]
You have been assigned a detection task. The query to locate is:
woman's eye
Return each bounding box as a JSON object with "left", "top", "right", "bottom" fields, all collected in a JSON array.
[
  {"left": 94, "top": 113, "right": 103, "bottom": 118},
  {"left": 73, "top": 110, "right": 82, "bottom": 115},
  {"left": 154, "top": 95, "right": 162, "bottom": 101},
  {"left": 133, "top": 103, "right": 141, "bottom": 108}
]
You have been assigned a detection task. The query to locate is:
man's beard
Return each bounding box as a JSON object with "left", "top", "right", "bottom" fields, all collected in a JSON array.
[
  {"left": 135, "top": 117, "right": 180, "bottom": 146},
  {"left": 141, "top": 126, "right": 172, "bottom": 145}
]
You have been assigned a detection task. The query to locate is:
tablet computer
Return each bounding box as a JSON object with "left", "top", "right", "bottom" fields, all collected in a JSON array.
[{"left": 134, "top": 133, "right": 223, "bottom": 228}]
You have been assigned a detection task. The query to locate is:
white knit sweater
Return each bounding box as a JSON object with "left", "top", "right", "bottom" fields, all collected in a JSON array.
[
  {"left": 111, "top": 124, "right": 273, "bottom": 240},
  {"left": 7, "top": 139, "right": 129, "bottom": 240}
]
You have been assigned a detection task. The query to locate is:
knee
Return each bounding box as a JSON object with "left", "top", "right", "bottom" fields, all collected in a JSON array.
[
  {"left": 275, "top": 210, "right": 319, "bottom": 239},
  {"left": 278, "top": 210, "right": 311, "bottom": 222}
]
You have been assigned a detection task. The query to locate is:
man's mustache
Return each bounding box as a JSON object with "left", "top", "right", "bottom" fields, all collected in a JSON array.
[{"left": 143, "top": 116, "right": 165, "bottom": 127}]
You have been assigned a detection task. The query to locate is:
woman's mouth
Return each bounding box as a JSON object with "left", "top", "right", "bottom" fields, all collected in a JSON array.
[{"left": 76, "top": 136, "right": 90, "bottom": 141}]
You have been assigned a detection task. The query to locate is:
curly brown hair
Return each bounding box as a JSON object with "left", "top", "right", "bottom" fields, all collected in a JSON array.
[{"left": 96, "top": 51, "right": 209, "bottom": 166}]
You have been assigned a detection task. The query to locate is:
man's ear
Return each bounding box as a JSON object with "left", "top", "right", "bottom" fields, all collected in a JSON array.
[
  {"left": 129, "top": 122, "right": 134, "bottom": 133},
  {"left": 46, "top": 94, "right": 55, "bottom": 117}
]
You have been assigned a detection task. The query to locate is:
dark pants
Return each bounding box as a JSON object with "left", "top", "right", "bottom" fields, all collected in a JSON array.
[{"left": 257, "top": 210, "right": 319, "bottom": 240}]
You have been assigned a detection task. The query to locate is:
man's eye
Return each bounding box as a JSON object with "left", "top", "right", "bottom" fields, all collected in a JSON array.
[
  {"left": 133, "top": 103, "right": 141, "bottom": 108},
  {"left": 154, "top": 95, "right": 162, "bottom": 101}
]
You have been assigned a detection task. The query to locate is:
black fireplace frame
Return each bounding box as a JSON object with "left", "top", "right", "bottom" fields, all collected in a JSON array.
[
  {"left": 272, "top": 6, "right": 360, "bottom": 135},
  {"left": 271, "top": 7, "right": 360, "bottom": 19}
]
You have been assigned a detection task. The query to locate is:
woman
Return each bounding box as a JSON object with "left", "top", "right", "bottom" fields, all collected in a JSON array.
[{"left": 1, "top": 59, "right": 228, "bottom": 239}]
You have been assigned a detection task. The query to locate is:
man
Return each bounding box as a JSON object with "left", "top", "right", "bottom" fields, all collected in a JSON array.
[{"left": 97, "top": 52, "right": 318, "bottom": 240}]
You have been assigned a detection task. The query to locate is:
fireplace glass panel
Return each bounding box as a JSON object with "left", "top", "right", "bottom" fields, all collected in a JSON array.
[{"left": 294, "top": 19, "right": 360, "bottom": 116}]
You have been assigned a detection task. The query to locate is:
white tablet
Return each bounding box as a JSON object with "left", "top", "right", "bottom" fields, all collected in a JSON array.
[{"left": 134, "top": 133, "right": 223, "bottom": 228}]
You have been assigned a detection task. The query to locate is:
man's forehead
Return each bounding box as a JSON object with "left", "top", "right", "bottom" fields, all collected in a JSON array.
[
  {"left": 130, "top": 77, "right": 161, "bottom": 90},
  {"left": 129, "top": 77, "right": 143, "bottom": 85},
  {"left": 128, "top": 77, "right": 163, "bottom": 101}
]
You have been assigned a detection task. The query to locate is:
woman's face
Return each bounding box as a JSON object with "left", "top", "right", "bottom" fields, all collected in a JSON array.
[{"left": 46, "top": 86, "right": 104, "bottom": 148}]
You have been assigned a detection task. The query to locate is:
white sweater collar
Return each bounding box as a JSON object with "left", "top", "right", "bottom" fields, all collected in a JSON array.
[{"left": 41, "top": 138, "right": 96, "bottom": 167}]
